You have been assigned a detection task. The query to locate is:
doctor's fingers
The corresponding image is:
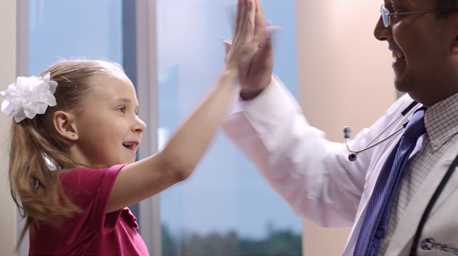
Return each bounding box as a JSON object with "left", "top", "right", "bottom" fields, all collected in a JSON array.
[
  {"left": 253, "top": 0, "right": 267, "bottom": 38},
  {"left": 265, "top": 25, "right": 281, "bottom": 37}
]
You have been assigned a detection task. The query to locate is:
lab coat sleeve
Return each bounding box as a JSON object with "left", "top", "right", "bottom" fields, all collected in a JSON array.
[{"left": 221, "top": 76, "right": 412, "bottom": 228}]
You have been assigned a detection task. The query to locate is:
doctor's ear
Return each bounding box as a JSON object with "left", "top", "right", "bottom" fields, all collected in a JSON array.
[
  {"left": 453, "top": 34, "right": 458, "bottom": 56},
  {"left": 53, "top": 111, "right": 79, "bottom": 141},
  {"left": 452, "top": 16, "right": 458, "bottom": 56}
]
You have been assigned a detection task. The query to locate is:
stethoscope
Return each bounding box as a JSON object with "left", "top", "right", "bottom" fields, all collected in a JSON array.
[
  {"left": 343, "top": 100, "right": 420, "bottom": 162},
  {"left": 341, "top": 100, "right": 458, "bottom": 256}
]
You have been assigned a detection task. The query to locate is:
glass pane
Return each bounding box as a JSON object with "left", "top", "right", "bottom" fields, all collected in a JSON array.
[
  {"left": 158, "top": 0, "right": 301, "bottom": 255},
  {"left": 28, "top": 0, "right": 123, "bottom": 76}
]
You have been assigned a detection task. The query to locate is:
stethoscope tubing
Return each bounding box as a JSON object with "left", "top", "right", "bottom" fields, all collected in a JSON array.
[
  {"left": 346, "top": 126, "right": 404, "bottom": 155},
  {"left": 345, "top": 101, "right": 419, "bottom": 162}
]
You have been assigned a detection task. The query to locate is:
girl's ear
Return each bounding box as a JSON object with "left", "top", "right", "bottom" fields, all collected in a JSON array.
[{"left": 53, "top": 111, "right": 79, "bottom": 141}]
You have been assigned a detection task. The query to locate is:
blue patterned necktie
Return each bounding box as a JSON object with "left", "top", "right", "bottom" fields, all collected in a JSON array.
[{"left": 353, "top": 108, "right": 426, "bottom": 256}]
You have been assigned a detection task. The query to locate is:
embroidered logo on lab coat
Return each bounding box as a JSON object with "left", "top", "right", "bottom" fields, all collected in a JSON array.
[{"left": 421, "top": 238, "right": 458, "bottom": 255}]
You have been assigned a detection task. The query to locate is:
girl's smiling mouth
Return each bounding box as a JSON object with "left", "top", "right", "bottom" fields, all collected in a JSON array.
[{"left": 122, "top": 141, "right": 139, "bottom": 154}]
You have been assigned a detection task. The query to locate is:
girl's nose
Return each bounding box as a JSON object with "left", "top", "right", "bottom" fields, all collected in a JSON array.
[{"left": 134, "top": 117, "right": 146, "bottom": 133}]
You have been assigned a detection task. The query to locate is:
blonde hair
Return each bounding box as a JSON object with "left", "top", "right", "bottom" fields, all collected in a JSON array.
[{"left": 8, "top": 60, "right": 125, "bottom": 245}]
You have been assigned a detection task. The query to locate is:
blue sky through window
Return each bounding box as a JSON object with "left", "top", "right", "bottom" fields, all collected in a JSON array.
[{"left": 28, "top": 0, "right": 122, "bottom": 76}]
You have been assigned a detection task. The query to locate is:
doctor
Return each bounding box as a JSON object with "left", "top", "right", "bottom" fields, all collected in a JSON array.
[{"left": 222, "top": 0, "right": 458, "bottom": 255}]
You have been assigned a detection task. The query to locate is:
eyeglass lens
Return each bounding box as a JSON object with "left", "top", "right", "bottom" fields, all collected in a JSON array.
[{"left": 380, "top": 5, "right": 390, "bottom": 27}]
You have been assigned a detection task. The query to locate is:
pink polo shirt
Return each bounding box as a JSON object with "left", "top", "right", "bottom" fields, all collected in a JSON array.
[{"left": 29, "top": 165, "right": 149, "bottom": 255}]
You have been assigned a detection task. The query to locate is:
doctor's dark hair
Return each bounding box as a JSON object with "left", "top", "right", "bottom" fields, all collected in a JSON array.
[
  {"left": 436, "top": 0, "right": 458, "bottom": 17},
  {"left": 9, "top": 60, "right": 125, "bottom": 247}
]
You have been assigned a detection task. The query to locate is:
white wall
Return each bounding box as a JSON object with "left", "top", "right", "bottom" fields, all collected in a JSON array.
[
  {"left": 0, "top": 1, "right": 17, "bottom": 256},
  {"left": 295, "top": 0, "right": 396, "bottom": 255}
]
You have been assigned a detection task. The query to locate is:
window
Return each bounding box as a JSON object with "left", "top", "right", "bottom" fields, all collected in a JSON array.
[
  {"left": 157, "top": 1, "right": 302, "bottom": 255},
  {"left": 18, "top": 1, "right": 301, "bottom": 255}
]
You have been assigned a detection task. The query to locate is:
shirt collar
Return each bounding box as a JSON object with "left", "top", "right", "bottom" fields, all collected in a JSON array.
[{"left": 425, "top": 92, "right": 458, "bottom": 151}]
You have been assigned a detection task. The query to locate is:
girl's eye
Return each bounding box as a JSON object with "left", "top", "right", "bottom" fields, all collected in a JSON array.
[{"left": 117, "top": 107, "right": 126, "bottom": 113}]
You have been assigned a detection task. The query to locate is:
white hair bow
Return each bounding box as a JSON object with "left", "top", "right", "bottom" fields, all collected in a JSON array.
[{"left": 1, "top": 73, "right": 58, "bottom": 123}]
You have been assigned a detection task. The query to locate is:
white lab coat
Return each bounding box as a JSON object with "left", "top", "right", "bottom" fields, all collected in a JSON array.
[{"left": 221, "top": 77, "right": 458, "bottom": 256}]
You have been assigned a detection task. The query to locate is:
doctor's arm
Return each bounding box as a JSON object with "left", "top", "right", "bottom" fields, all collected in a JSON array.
[
  {"left": 222, "top": 76, "right": 370, "bottom": 227},
  {"left": 221, "top": 0, "right": 413, "bottom": 227},
  {"left": 221, "top": 76, "right": 418, "bottom": 227},
  {"left": 222, "top": 0, "right": 365, "bottom": 227}
]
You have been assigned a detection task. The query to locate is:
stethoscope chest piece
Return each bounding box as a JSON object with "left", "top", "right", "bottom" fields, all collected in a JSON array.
[{"left": 348, "top": 153, "right": 357, "bottom": 162}]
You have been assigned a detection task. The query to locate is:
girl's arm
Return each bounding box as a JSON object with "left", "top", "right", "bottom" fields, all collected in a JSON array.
[{"left": 107, "top": 0, "right": 259, "bottom": 213}]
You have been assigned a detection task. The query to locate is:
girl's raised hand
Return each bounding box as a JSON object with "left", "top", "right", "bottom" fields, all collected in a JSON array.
[{"left": 224, "top": 0, "right": 258, "bottom": 78}]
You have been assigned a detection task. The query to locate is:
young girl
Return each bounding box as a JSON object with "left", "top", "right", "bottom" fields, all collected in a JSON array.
[{"left": 3, "top": 0, "right": 260, "bottom": 254}]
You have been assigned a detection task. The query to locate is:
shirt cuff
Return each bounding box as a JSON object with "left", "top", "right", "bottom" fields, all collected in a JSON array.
[{"left": 226, "top": 75, "right": 301, "bottom": 122}]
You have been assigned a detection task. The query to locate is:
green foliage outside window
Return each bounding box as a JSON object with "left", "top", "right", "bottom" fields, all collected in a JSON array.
[{"left": 163, "top": 224, "right": 302, "bottom": 256}]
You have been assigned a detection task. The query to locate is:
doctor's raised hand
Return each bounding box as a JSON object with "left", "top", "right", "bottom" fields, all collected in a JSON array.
[{"left": 225, "top": 0, "right": 274, "bottom": 100}]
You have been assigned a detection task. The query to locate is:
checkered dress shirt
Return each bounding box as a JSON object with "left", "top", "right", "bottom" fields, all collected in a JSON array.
[{"left": 377, "top": 93, "right": 458, "bottom": 255}]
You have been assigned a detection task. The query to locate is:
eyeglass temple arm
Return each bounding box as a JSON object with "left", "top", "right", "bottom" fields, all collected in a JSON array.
[{"left": 387, "top": 9, "right": 457, "bottom": 16}]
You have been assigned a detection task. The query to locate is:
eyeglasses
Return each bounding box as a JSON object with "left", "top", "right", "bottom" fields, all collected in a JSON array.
[{"left": 380, "top": 5, "right": 456, "bottom": 27}]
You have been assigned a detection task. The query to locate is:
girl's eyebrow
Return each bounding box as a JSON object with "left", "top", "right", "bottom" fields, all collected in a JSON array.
[{"left": 114, "top": 98, "right": 132, "bottom": 104}]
